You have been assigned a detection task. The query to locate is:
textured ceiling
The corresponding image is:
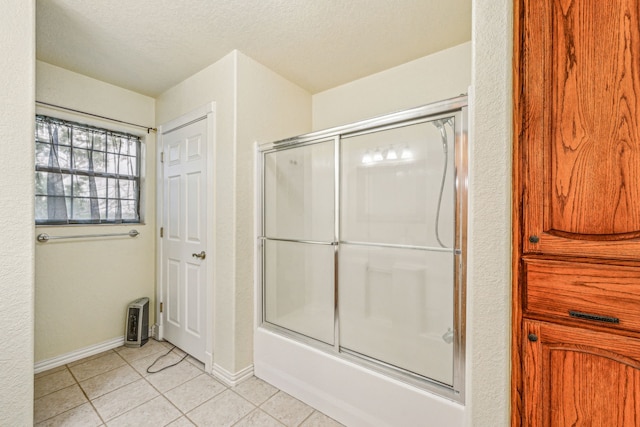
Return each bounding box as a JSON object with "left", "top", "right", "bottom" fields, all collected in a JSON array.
[{"left": 36, "top": 0, "right": 471, "bottom": 97}]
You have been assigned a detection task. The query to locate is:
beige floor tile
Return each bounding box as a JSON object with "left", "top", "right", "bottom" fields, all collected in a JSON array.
[
  {"left": 165, "top": 416, "right": 195, "bottom": 427},
  {"left": 261, "top": 391, "right": 314, "bottom": 427},
  {"left": 234, "top": 408, "right": 285, "bottom": 427},
  {"left": 144, "top": 357, "right": 202, "bottom": 393},
  {"left": 69, "top": 352, "right": 126, "bottom": 382},
  {"left": 128, "top": 349, "right": 185, "bottom": 377},
  {"left": 185, "top": 356, "right": 205, "bottom": 371},
  {"left": 106, "top": 395, "right": 181, "bottom": 427},
  {"left": 233, "top": 376, "right": 279, "bottom": 406},
  {"left": 114, "top": 339, "right": 172, "bottom": 363},
  {"left": 164, "top": 373, "right": 226, "bottom": 413},
  {"left": 34, "top": 384, "right": 88, "bottom": 424},
  {"left": 35, "top": 368, "right": 76, "bottom": 399},
  {"left": 187, "top": 389, "right": 254, "bottom": 427},
  {"left": 35, "top": 402, "right": 103, "bottom": 427},
  {"left": 91, "top": 378, "right": 159, "bottom": 422},
  {"left": 165, "top": 343, "right": 187, "bottom": 357},
  {"left": 80, "top": 364, "right": 142, "bottom": 399},
  {"left": 33, "top": 342, "right": 341, "bottom": 427},
  {"left": 300, "top": 411, "right": 344, "bottom": 427},
  {"left": 67, "top": 350, "right": 115, "bottom": 367},
  {"left": 35, "top": 365, "right": 67, "bottom": 380}
]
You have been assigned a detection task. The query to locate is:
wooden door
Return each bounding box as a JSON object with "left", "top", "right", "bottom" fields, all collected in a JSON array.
[
  {"left": 517, "top": 0, "right": 640, "bottom": 261},
  {"left": 523, "top": 320, "right": 640, "bottom": 426}
]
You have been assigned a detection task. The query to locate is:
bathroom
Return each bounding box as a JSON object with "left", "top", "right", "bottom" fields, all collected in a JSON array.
[{"left": 2, "top": 1, "right": 512, "bottom": 426}]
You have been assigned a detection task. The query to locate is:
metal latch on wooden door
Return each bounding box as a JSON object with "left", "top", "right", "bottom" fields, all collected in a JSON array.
[{"left": 192, "top": 251, "right": 206, "bottom": 260}]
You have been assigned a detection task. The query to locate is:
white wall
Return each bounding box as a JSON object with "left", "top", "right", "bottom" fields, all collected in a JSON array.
[
  {"left": 0, "top": 0, "right": 35, "bottom": 424},
  {"left": 156, "top": 50, "right": 237, "bottom": 374},
  {"left": 466, "top": 0, "right": 512, "bottom": 425},
  {"left": 305, "top": 19, "right": 513, "bottom": 425},
  {"left": 256, "top": 42, "right": 473, "bottom": 427},
  {"left": 312, "top": 42, "right": 471, "bottom": 130},
  {"left": 156, "top": 50, "right": 311, "bottom": 377},
  {"left": 289, "top": 1, "right": 513, "bottom": 426},
  {"left": 235, "top": 51, "right": 312, "bottom": 370},
  {"left": 35, "top": 61, "right": 157, "bottom": 363}
]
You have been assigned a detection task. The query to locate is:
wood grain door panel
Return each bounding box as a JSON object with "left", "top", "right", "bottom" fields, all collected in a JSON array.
[
  {"left": 520, "top": 0, "right": 640, "bottom": 260},
  {"left": 524, "top": 320, "right": 640, "bottom": 426}
]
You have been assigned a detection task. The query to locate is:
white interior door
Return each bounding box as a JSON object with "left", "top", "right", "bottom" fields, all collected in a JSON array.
[{"left": 161, "top": 117, "right": 208, "bottom": 363}]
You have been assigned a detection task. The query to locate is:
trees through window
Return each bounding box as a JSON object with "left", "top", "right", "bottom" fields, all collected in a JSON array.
[{"left": 35, "top": 115, "right": 141, "bottom": 224}]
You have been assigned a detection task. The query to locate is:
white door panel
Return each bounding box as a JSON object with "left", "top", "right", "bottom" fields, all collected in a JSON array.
[{"left": 162, "top": 117, "right": 208, "bottom": 362}]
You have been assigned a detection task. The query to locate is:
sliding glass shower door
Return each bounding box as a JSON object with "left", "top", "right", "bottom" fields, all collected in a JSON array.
[
  {"left": 262, "top": 140, "right": 336, "bottom": 345},
  {"left": 258, "top": 96, "right": 467, "bottom": 400},
  {"left": 339, "top": 120, "right": 456, "bottom": 386}
]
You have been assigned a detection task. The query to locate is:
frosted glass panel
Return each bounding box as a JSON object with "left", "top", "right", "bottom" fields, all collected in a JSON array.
[
  {"left": 264, "top": 141, "right": 334, "bottom": 242},
  {"left": 341, "top": 119, "right": 455, "bottom": 247},
  {"left": 264, "top": 240, "right": 335, "bottom": 345},
  {"left": 338, "top": 244, "right": 454, "bottom": 385}
]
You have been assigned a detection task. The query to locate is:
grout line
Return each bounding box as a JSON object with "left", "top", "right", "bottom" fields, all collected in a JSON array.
[
  {"left": 34, "top": 369, "right": 93, "bottom": 425},
  {"left": 34, "top": 364, "right": 67, "bottom": 381},
  {"left": 68, "top": 350, "right": 128, "bottom": 383},
  {"left": 36, "top": 343, "right": 341, "bottom": 427},
  {"left": 83, "top": 344, "right": 176, "bottom": 424},
  {"left": 297, "top": 410, "right": 316, "bottom": 427},
  {"left": 33, "top": 366, "right": 74, "bottom": 399},
  {"left": 182, "top": 386, "right": 251, "bottom": 422},
  {"left": 65, "top": 363, "right": 109, "bottom": 426},
  {"left": 230, "top": 407, "right": 284, "bottom": 427},
  {"left": 129, "top": 345, "right": 213, "bottom": 423}
]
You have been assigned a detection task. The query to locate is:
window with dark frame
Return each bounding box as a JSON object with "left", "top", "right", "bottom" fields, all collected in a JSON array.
[{"left": 35, "top": 115, "right": 141, "bottom": 225}]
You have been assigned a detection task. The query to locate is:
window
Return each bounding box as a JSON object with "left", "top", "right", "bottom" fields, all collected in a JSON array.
[{"left": 35, "top": 115, "right": 141, "bottom": 224}]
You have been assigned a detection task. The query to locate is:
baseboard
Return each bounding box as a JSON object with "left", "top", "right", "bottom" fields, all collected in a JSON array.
[
  {"left": 211, "top": 363, "right": 254, "bottom": 387},
  {"left": 34, "top": 336, "right": 125, "bottom": 374}
]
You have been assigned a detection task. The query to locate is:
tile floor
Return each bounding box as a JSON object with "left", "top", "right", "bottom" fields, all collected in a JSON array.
[{"left": 34, "top": 339, "right": 343, "bottom": 426}]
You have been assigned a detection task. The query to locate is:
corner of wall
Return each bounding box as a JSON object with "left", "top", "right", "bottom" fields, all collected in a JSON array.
[
  {"left": 34, "top": 63, "right": 157, "bottom": 363},
  {"left": 0, "top": 1, "right": 35, "bottom": 425},
  {"left": 466, "top": 0, "right": 513, "bottom": 425}
]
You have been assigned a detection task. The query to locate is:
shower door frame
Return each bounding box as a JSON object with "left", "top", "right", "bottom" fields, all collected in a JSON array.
[{"left": 256, "top": 95, "right": 468, "bottom": 403}]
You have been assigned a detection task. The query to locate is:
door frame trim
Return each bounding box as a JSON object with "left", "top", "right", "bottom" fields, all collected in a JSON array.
[{"left": 156, "top": 102, "right": 216, "bottom": 373}]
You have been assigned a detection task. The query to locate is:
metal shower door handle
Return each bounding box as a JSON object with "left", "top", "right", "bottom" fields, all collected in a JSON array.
[{"left": 192, "top": 251, "right": 206, "bottom": 260}]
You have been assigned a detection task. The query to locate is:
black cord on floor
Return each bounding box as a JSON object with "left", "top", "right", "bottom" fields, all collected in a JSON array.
[{"left": 146, "top": 343, "right": 189, "bottom": 374}]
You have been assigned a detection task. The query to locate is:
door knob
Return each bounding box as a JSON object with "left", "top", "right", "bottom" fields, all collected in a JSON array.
[{"left": 192, "top": 251, "right": 206, "bottom": 260}]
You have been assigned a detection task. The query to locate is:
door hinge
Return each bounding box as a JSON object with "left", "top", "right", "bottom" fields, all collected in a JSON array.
[
  {"left": 160, "top": 151, "right": 164, "bottom": 163},
  {"left": 160, "top": 227, "right": 164, "bottom": 238},
  {"left": 160, "top": 302, "right": 163, "bottom": 313}
]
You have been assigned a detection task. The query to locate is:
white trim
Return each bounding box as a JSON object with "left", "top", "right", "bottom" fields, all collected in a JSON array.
[
  {"left": 156, "top": 124, "right": 165, "bottom": 342},
  {"left": 211, "top": 363, "right": 254, "bottom": 387},
  {"left": 160, "top": 103, "right": 215, "bottom": 135},
  {"left": 205, "top": 105, "right": 217, "bottom": 375},
  {"left": 34, "top": 336, "right": 124, "bottom": 374}
]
